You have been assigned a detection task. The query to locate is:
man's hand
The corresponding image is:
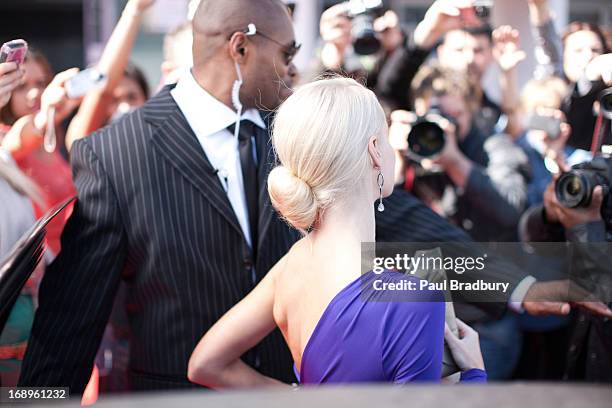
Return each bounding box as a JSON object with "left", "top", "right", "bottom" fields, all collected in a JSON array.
[
  {"left": 389, "top": 110, "right": 415, "bottom": 154},
  {"left": 414, "top": 0, "right": 481, "bottom": 49},
  {"left": 0, "top": 62, "right": 24, "bottom": 109},
  {"left": 523, "top": 280, "right": 612, "bottom": 318},
  {"left": 319, "top": 4, "right": 352, "bottom": 69},
  {"left": 543, "top": 175, "right": 604, "bottom": 229},
  {"left": 33, "top": 68, "right": 81, "bottom": 131},
  {"left": 556, "top": 186, "right": 604, "bottom": 229},
  {"left": 492, "top": 25, "right": 526, "bottom": 73},
  {"left": 320, "top": 3, "right": 352, "bottom": 49},
  {"left": 374, "top": 10, "right": 404, "bottom": 53},
  {"left": 585, "top": 53, "right": 612, "bottom": 85}
]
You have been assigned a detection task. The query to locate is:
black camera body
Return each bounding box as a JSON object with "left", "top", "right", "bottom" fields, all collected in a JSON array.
[
  {"left": 345, "top": 0, "right": 385, "bottom": 55},
  {"left": 405, "top": 108, "right": 457, "bottom": 161},
  {"left": 555, "top": 155, "right": 612, "bottom": 209},
  {"left": 555, "top": 87, "right": 612, "bottom": 219}
]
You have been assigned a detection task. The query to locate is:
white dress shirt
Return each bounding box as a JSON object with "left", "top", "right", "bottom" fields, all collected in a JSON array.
[{"left": 171, "top": 70, "right": 265, "bottom": 248}]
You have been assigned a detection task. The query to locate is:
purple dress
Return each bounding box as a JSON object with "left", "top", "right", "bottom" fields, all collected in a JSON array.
[{"left": 295, "top": 270, "right": 487, "bottom": 384}]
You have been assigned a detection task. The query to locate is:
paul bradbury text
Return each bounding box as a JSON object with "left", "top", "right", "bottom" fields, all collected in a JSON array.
[{"left": 372, "top": 279, "right": 510, "bottom": 293}]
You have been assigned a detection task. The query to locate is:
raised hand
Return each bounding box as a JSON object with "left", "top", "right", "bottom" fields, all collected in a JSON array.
[
  {"left": 585, "top": 53, "right": 612, "bottom": 84},
  {"left": 493, "top": 25, "right": 526, "bottom": 72},
  {"left": 33, "top": 68, "right": 81, "bottom": 131},
  {"left": 414, "top": 0, "right": 482, "bottom": 49},
  {"left": 0, "top": 62, "right": 24, "bottom": 109}
]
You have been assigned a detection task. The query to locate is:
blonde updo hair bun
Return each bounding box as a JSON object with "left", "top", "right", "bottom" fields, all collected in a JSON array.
[
  {"left": 268, "top": 76, "right": 386, "bottom": 233},
  {"left": 268, "top": 166, "right": 317, "bottom": 231}
]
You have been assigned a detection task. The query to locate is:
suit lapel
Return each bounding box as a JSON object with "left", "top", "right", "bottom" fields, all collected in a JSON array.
[{"left": 145, "top": 86, "right": 244, "bottom": 238}]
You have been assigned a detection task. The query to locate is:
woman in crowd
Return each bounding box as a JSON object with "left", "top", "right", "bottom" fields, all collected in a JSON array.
[
  {"left": 527, "top": 0, "right": 611, "bottom": 150},
  {"left": 65, "top": 0, "right": 153, "bottom": 151},
  {"left": 188, "top": 77, "right": 486, "bottom": 387},
  {"left": 0, "top": 50, "right": 78, "bottom": 257},
  {"left": 0, "top": 61, "right": 46, "bottom": 387}
]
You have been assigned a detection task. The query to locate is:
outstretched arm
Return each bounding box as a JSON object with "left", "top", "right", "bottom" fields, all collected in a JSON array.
[
  {"left": 188, "top": 264, "right": 286, "bottom": 388},
  {"left": 65, "top": 0, "right": 154, "bottom": 150}
]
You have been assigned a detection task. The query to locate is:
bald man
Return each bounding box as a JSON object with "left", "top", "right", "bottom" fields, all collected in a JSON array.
[{"left": 20, "top": 0, "right": 301, "bottom": 392}]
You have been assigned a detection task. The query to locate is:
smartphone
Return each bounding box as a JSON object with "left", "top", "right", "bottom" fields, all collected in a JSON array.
[
  {"left": 65, "top": 68, "right": 107, "bottom": 99},
  {"left": 526, "top": 113, "right": 562, "bottom": 139},
  {"left": 0, "top": 39, "right": 28, "bottom": 66}
]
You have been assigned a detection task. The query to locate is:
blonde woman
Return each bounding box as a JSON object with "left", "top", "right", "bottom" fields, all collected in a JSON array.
[{"left": 188, "top": 77, "right": 486, "bottom": 387}]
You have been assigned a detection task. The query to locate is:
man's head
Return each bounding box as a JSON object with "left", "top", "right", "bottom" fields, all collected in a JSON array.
[
  {"left": 437, "top": 26, "right": 493, "bottom": 81},
  {"left": 411, "top": 65, "right": 479, "bottom": 140},
  {"left": 192, "top": 0, "right": 298, "bottom": 110}
]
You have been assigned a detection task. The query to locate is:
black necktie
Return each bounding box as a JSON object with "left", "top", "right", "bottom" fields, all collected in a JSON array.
[{"left": 227, "top": 120, "right": 259, "bottom": 256}]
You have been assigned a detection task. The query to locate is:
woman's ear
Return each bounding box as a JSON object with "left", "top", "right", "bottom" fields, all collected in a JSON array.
[{"left": 368, "top": 135, "right": 382, "bottom": 170}]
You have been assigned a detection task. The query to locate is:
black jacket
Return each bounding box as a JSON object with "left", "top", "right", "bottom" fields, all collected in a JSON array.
[{"left": 19, "top": 86, "right": 300, "bottom": 392}]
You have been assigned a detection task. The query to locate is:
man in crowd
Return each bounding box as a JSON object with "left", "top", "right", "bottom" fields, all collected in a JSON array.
[{"left": 20, "top": 0, "right": 300, "bottom": 392}]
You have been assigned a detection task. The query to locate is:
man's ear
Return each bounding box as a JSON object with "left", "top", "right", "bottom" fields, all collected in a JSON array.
[
  {"left": 368, "top": 135, "right": 382, "bottom": 170},
  {"left": 228, "top": 32, "right": 249, "bottom": 62}
]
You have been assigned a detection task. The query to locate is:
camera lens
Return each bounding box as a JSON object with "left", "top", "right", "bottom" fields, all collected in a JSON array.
[
  {"left": 407, "top": 121, "right": 445, "bottom": 158},
  {"left": 555, "top": 171, "right": 589, "bottom": 208},
  {"left": 351, "top": 14, "right": 380, "bottom": 55}
]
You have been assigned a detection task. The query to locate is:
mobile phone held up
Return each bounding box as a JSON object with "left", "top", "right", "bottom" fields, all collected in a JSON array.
[
  {"left": 526, "top": 113, "right": 563, "bottom": 139},
  {"left": 65, "top": 68, "right": 107, "bottom": 99},
  {"left": 0, "top": 39, "right": 28, "bottom": 66}
]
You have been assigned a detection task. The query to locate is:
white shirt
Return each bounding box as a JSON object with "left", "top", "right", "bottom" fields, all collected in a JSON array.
[{"left": 171, "top": 70, "right": 265, "bottom": 248}]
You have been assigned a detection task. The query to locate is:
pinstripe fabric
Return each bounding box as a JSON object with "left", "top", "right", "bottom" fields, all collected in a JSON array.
[
  {"left": 19, "top": 86, "right": 300, "bottom": 392},
  {"left": 375, "top": 188, "right": 528, "bottom": 323}
]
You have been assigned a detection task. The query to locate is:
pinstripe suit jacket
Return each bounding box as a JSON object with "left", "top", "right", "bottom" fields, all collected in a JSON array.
[{"left": 19, "top": 86, "right": 301, "bottom": 392}]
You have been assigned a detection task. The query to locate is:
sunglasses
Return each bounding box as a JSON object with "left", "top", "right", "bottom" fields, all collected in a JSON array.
[{"left": 235, "top": 23, "right": 301, "bottom": 65}]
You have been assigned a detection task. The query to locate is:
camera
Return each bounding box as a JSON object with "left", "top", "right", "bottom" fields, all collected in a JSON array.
[
  {"left": 473, "top": 0, "right": 493, "bottom": 22},
  {"left": 556, "top": 87, "right": 612, "bottom": 209},
  {"left": 345, "top": 0, "right": 385, "bottom": 55},
  {"left": 405, "top": 108, "right": 455, "bottom": 161},
  {"left": 555, "top": 155, "right": 611, "bottom": 208}
]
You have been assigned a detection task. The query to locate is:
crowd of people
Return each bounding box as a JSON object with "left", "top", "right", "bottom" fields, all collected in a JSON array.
[{"left": 0, "top": 0, "right": 611, "bottom": 400}]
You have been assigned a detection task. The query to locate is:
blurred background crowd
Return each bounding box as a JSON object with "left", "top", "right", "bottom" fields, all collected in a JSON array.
[{"left": 0, "top": 0, "right": 611, "bottom": 400}]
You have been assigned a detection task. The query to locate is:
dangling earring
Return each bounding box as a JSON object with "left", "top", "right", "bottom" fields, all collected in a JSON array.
[{"left": 377, "top": 170, "right": 385, "bottom": 212}]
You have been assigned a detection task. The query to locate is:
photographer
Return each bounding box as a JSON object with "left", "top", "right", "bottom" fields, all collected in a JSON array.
[
  {"left": 311, "top": 2, "right": 402, "bottom": 87},
  {"left": 516, "top": 76, "right": 592, "bottom": 208},
  {"left": 311, "top": 0, "right": 467, "bottom": 111},
  {"left": 521, "top": 173, "right": 611, "bottom": 381},
  {"left": 527, "top": 0, "right": 611, "bottom": 150},
  {"left": 390, "top": 64, "right": 528, "bottom": 243}
]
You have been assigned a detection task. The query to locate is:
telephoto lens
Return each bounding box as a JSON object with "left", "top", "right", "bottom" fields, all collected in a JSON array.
[
  {"left": 351, "top": 13, "right": 380, "bottom": 55},
  {"left": 345, "top": 0, "right": 385, "bottom": 55},
  {"left": 407, "top": 120, "right": 446, "bottom": 159},
  {"left": 555, "top": 157, "right": 612, "bottom": 208}
]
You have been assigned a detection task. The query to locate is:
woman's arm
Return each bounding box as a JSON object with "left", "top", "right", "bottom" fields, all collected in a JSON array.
[
  {"left": 188, "top": 264, "right": 287, "bottom": 388},
  {"left": 528, "top": 0, "right": 564, "bottom": 79},
  {"left": 65, "top": 0, "right": 154, "bottom": 150},
  {"left": 2, "top": 68, "right": 79, "bottom": 160}
]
